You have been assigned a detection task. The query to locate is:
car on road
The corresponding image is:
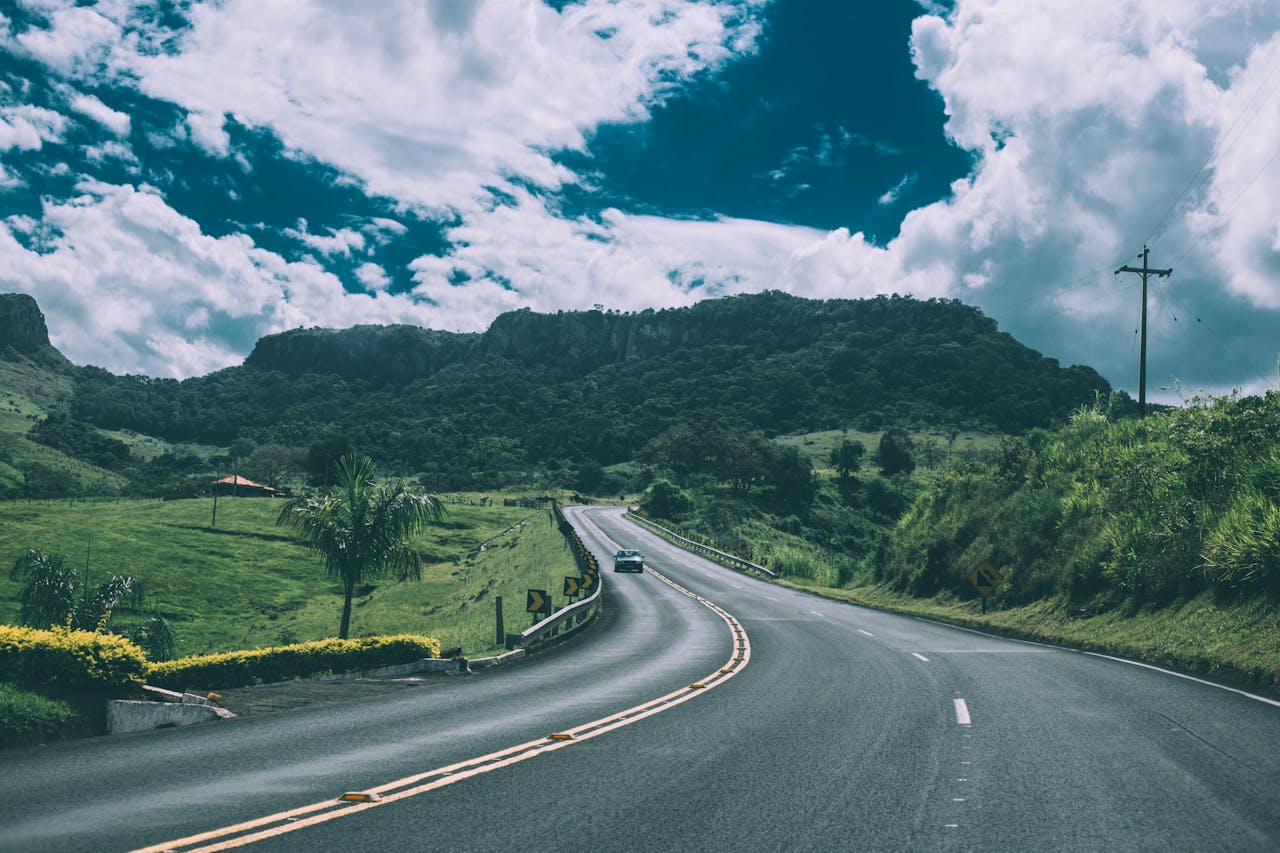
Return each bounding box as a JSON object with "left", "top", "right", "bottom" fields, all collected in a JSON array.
[{"left": 614, "top": 548, "right": 645, "bottom": 572}]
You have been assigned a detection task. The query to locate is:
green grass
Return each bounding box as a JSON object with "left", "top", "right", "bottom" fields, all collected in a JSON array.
[
  {"left": 779, "top": 580, "right": 1280, "bottom": 693},
  {"left": 0, "top": 681, "right": 85, "bottom": 749},
  {"left": 0, "top": 359, "right": 73, "bottom": 434},
  {"left": 0, "top": 494, "right": 579, "bottom": 658},
  {"left": 778, "top": 427, "right": 1000, "bottom": 477}
]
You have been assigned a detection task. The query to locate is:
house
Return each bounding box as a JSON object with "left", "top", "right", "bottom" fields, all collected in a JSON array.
[{"left": 212, "top": 475, "right": 286, "bottom": 497}]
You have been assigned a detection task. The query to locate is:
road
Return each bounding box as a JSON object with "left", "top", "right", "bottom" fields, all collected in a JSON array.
[{"left": 3, "top": 506, "right": 1279, "bottom": 851}]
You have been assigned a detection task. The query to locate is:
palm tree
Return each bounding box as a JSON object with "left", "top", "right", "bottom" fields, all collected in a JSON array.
[
  {"left": 9, "top": 549, "right": 143, "bottom": 631},
  {"left": 276, "top": 453, "right": 444, "bottom": 639}
]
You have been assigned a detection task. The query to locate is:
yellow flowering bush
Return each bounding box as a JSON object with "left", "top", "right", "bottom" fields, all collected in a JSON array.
[
  {"left": 0, "top": 625, "right": 148, "bottom": 692},
  {"left": 147, "top": 634, "right": 441, "bottom": 691}
]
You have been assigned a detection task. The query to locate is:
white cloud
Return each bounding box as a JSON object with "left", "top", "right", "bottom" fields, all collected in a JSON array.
[
  {"left": 184, "top": 110, "right": 229, "bottom": 156},
  {"left": 0, "top": 104, "right": 67, "bottom": 151},
  {"left": 0, "top": 181, "right": 445, "bottom": 376},
  {"left": 284, "top": 221, "right": 367, "bottom": 258},
  {"left": 8, "top": 2, "right": 124, "bottom": 77},
  {"left": 121, "top": 0, "right": 765, "bottom": 210},
  {"left": 67, "top": 91, "right": 130, "bottom": 136},
  {"left": 354, "top": 262, "right": 390, "bottom": 293},
  {"left": 877, "top": 173, "right": 917, "bottom": 206}
]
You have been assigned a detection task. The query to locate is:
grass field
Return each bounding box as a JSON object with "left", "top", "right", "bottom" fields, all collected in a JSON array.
[
  {"left": 0, "top": 494, "right": 580, "bottom": 658},
  {"left": 777, "top": 428, "right": 1001, "bottom": 476}
]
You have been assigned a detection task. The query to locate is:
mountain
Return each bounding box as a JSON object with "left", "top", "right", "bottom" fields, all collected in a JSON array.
[
  {"left": 0, "top": 293, "right": 72, "bottom": 369},
  {"left": 5, "top": 291, "right": 1117, "bottom": 491}
]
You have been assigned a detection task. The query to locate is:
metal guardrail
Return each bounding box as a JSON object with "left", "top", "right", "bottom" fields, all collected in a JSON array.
[
  {"left": 518, "top": 579, "right": 602, "bottom": 648},
  {"left": 510, "top": 505, "right": 604, "bottom": 650},
  {"left": 624, "top": 512, "right": 777, "bottom": 578}
]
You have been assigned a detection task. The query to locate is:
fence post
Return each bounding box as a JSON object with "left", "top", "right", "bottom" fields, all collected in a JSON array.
[{"left": 495, "top": 595, "right": 504, "bottom": 646}]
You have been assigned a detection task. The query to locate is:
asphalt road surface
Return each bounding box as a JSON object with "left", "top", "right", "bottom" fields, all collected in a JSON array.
[{"left": 3, "top": 506, "right": 1279, "bottom": 852}]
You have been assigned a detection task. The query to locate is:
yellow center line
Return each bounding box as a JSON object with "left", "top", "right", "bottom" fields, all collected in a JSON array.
[{"left": 132, "top": 509, "right": 750, "bottom": 853}]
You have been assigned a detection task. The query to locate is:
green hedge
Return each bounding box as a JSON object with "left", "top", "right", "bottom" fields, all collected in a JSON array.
[
  {"left": 147, "top": 634, "right": 442, "bottom": 691},
  {"left": 0, "top": 625, "right": 148, "bottom": 692}
]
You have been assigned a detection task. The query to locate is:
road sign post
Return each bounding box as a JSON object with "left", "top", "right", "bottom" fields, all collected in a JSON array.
[{"left": 966, "top": 561, "right": 1003, "bottom": 613}]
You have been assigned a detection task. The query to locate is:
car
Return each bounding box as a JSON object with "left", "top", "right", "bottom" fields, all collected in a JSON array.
[{"left": 614, "top": 548, "right": 645, "bottom": 572}]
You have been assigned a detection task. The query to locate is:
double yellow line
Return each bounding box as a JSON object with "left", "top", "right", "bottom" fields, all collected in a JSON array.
[{"left": 133, "top": 513, "right": 749, "bottom": 853}]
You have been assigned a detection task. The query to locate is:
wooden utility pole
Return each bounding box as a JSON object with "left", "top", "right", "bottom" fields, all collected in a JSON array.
[{"left": 1115, "top": 246, "right": 1172, "bottom": 417}]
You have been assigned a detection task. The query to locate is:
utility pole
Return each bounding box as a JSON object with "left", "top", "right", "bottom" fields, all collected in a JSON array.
[{"left": 1115, "top": 246, "right": 1172, "bottom": 417}]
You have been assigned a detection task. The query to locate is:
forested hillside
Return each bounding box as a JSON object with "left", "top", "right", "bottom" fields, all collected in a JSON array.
[{"left": 45, "top": 292, "right": 1112, "bottom": 490}]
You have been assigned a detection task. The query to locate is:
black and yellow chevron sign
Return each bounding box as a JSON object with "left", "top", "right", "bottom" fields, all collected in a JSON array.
[{"left": 526, "top": 588, "right": 549, "bottom": 613}]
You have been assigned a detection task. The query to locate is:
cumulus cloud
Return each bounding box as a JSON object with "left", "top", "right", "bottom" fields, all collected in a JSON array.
[
  {"left": 2, "top": 0, "right": 1278, "bottom": 398},
  {"left": 0, "top": 104, "right": 67, "bottom": 151},
  {"left": 123, "top": 0, "right": 765, "bottom": 211},
  {"left": 0, "top": 180, "right": 443, "bottom": 376}
]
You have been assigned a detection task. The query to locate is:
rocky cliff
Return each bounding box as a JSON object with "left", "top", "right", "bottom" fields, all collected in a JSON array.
[
  {"left": 243, "top": 324, "right": 477, "bottom": 383},
  {"left": 0, "top": 292, "right": 70, "bottom": 367}
]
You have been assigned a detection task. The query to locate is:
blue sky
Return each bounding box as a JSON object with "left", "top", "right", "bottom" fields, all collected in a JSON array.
[{"left": 1, "top": 0, "right": 1278, "bottom": 402}]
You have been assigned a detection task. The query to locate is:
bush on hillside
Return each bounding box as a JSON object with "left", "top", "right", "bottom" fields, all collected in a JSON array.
[
  {"left": 147, "top": 634, "right": 442, "bottom": 691},
  {"left": 880, "top": 392, "right": 1280, "bottom": 608}
]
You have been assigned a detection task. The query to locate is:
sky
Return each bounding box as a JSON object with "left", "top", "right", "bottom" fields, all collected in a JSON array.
[{"left": 0, "top": 0, "right": 1278, "bottom": 402}]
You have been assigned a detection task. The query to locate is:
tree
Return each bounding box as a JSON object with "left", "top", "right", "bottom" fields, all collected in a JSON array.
[
  {"left": 276, "top": 453, "right": 445, "bottom": 639},
  {"left": 303, "top": 433, "right": 354, "bottom": 486},
  {"left": 830, "top": 438, "right": 866, "bottom": 479},
  {"left": 128, "top": 616, "right": 179, "bottom": 661},
  {"left": 877, "top": 427, "right": 916, "bottom": 476},
  {"left": 766, "top": 444, "right": 816, "bottom": 508},
  {"left": 640, "top": 478, "right": 693, "bottom": 519},
  {"left": 241, "top": 443, "right": 301, "bottom": 488},
  {"left": 9, "top": 548, "right": 143, "bottom": 630}
]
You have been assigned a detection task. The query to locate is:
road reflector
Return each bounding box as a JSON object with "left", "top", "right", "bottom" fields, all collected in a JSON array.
[
  {"left": 339, "top": 792, "right": 381, "bottom": 803},
  {"left": 720, "top": 668, "right": 732, "bottom": 673},
  {"left": 734, "top": 656, "right": 745, "bottom": 661},
  {"left": 548, "top": 733, "right": 575, "bottom": 740},
  {"left": 689, "top": 683, "right": 706, "bottom": 689}
]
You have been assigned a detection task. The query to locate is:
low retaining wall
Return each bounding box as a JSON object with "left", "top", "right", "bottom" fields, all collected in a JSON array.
[{"left": 107, "top": 700, "right": 235, "bottom": 735}]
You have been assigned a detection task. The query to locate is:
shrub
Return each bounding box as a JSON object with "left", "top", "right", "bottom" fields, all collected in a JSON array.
[
  {"left": 1201, "top": 489, "right": 1280, "bottom": 593},
  {"left": 148, "top": 634, "right": 442, "bottom": 691},
  {"left": 0, "top": 625, "right": 148, "bottom": 692},
  {"left": 0, "top": 682, "right": 80, "bottom": 749}
]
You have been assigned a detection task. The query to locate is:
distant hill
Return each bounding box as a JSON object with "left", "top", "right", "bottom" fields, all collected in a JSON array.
[{"left": 4, "top": 291, "right": 1117, "bottom": 491}]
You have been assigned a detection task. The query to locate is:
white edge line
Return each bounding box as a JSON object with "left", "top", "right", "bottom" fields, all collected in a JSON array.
[
  {"left": 953, "top": 698, "right": 971, "bottom": 725},
  {"left": 1083, "top": 652, "right": 1280, "bottom": 708},
  {"left": 913, "top": 614, "right": 1280, "bottom": 709},
  {"left": 912, "top": 652, "right": 930, "bottom": 662},
  {"left": 912, "top": 616, "right": 1062, "bottom": 650},
  {"left": 857, "top": 629, "right": 874, "bottom": 637}
]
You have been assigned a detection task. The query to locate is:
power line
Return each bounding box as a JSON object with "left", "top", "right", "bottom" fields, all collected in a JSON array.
[
  {"left": 1171, "top": 138, "right": 1280, "bottom": 268},
  {"left": 1144, "top": 45, "right": 1280, "bottom": 248}
]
